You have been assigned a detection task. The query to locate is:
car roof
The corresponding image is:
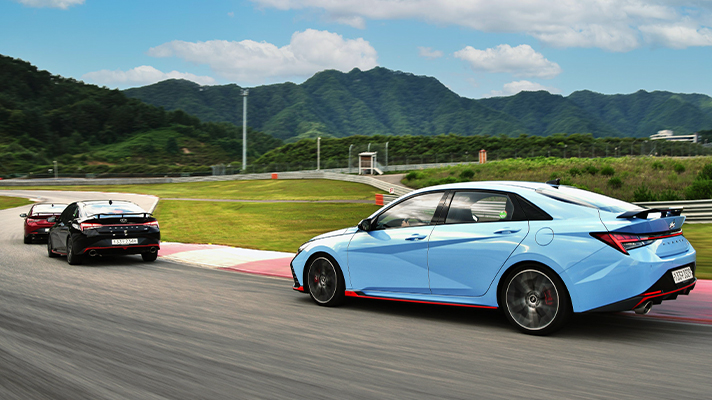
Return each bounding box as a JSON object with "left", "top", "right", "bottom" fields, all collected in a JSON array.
[
  {"left": 77, "top": 200, "right": 139, "bottom": 206},
  {"left": 409, "top": 180, "right": 549, "bottom": 195}
]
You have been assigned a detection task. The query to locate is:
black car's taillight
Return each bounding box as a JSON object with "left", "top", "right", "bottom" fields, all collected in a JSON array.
[
  {"left": 80, "top": 222, "right": 102, "bottom": 231},
  {"left": 591, "top": 230, "right": 683, "bottom": 255}
]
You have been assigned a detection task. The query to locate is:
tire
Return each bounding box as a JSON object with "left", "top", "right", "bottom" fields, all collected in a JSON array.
[
  {"left": 66, "top": 237, "right": 83, "bottom": 265},
  {"left": 24, "top": 235, "right": 32, "bottom": 244},
  {"left": 47, "top": 236, "right": 58, "bottom": 258},
  {"left": 306, "top": 255, "right": 345, "bottom": 307},
  {"left": 501, "top": 265, "right": 571, "bottom": 335},
  {"left": 141, "top": 252, "right": 158, "bottom": 262}
]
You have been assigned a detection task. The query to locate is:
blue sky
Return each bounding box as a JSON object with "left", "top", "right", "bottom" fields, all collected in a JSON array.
[{"left": 2, "top": 0, "right": 712, "bottom": 99}]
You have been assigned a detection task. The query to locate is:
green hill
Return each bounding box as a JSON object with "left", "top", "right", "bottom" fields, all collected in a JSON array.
[
  {"left": 0, "top": 55, "right": 282, "bottom": 175},
  {"left": 125, "top": 68, "right": 712, "bottom": 141}
]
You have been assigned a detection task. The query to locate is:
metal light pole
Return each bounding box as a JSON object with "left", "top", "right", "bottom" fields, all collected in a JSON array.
[
  {"left": 348, "top": 144, "right": 353, "bottom": 173},
  {"left": 53, "top": 160, "right": 58, "bottom": 179},
  {"left": 241, "top": 89, "right": 249, "bottom": 171},
  {"left": 385, "top": 142, "right": 389, "bottom": 171},
  {"left": 317, "top": 137, "right": 321, "bottom": 171}
]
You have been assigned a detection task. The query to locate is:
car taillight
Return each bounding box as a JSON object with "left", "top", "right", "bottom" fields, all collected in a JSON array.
[
  {"left": 80, "top": 222, "right": 102, "bottom": 231},
  {"left": 27, "top": 218, "right": 42, "bottom": 224},
  {"left": 591, "top": 231, "right": 682, "bottom": 255},
  {"left": 144, "top": 221, "right": 159, "bottom": 228}
]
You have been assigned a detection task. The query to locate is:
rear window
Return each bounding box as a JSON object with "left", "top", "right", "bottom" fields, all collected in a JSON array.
[
  {"left": 536, "top": 186, "right": 643, "bottom": 214},
  {"left": 83, "top": 202, "right": 146, "bottom": 216},
  {"left": 31, "top": 204, "right": 67, "bottom": 215}
]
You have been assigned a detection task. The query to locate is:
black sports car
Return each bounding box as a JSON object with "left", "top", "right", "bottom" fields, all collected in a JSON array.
[{"left": 47, "top": 200, "right": 160, "bottom": 265}]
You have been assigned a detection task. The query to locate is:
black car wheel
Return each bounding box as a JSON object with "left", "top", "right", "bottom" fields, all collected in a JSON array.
[
  {"left": 141, "top": 252, "right": 158, "bottom": 262},
  {"left": 47, "top": 236, "right": 58, "bottom": 258},
  {"left": 502, "top": 266, "right": 570, "bottom": 335},
  {"left": 66, "top": 237, "right": 83, "bottom": 265},
  {"left": 307, "top": 256, "right": 345, "bottom": 307},
  {"left": 24, "top": 235, "right": 32, "bottom": 244}
]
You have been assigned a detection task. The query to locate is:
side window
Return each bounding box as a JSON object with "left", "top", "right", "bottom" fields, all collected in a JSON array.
[
  {"left": 60, "top": 205, "right": 77, "bottom": 223},
  {"left": 446, "top": 192, "right": 514, "bottom": 224},
  {"left": 375, "top": 192, "right": 444, "bottom": 230}
]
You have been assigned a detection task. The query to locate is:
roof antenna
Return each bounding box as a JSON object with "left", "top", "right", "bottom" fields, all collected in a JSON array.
[
  {"left": 109, "top": 200, "right": 113, "bottom": 205},
  {"left": 545, "top": 178, "right": 561, "bottom": 188}
]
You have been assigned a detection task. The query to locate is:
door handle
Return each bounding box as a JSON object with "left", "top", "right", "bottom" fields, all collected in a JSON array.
[
  {"left": 494, "top": 228, "right": 521, "bottom": 234},
  {"left": 405, "top": 234, "right": 427, "bottom": 241}
]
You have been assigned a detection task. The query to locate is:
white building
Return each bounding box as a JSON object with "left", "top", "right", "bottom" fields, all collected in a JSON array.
[{"left": 650, "top": 130, "right": 698, "bottom": 143}]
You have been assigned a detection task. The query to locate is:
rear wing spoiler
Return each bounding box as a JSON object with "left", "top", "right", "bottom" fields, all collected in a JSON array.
[
  {"left": 88, "top": 212, "right": 153, "bottom": 219},
  {"left": 617, "top": 208, "right": 683, "bottom": 219}
]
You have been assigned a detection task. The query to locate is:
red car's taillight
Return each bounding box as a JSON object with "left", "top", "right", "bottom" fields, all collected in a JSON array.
[
  {"left": 591, "top": 230, "right": 683, "bottom": 255},
  {"left": 26, "top": 218, "right": 42, "bottom": 225}
]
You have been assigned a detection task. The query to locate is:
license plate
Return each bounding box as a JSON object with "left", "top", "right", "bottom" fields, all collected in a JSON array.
[
  {"left": 112, "top": 238, "right": 138, "bottom": 246},
  {"left": 672, "top": 267, "right": 693, "bottom": 284}
]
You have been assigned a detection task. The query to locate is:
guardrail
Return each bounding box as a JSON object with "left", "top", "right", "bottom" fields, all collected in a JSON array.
[{"left": 633, "top": 199, "right": 712, "bottom": 224}]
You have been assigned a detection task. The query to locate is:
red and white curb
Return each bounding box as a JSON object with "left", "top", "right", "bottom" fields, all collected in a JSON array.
[{"left": 159, "top": 242, "right": 294, "bottom": 279}]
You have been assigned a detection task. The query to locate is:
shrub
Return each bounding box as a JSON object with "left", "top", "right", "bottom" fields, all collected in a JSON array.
[
  {"left": 568, "top": 167, "right": 581, "bottom": 177},
  {"left": 652, "top": 161, "right": 665, "bottom": 170},
  {"left": 601, "top": 166, "right": 615, "bottom": 176},
  {"left": 607, "top": 176, "right": 623, "bottom": 188},
  {"left": 658, "top": 190, "right": 681, "bottom": 201},
  {"left": 426, "top": 176, "right": 459, "bottom": 186},
  {"left": 697, "top": 163, "right": 712, "bottom": 181},
  {"left": 633, "top": 185, "right": 657, "bottom": 202},
  {"left": 673, "top": 163, "right": 685, "bottom": 174},
  {"left": 685, "top": 180, "right": 712, "bottom": 200},
  {"left": 584, "top": 165, "right": 599, "bottom": 175},
  {"left": 548, "top": 172, "right": 560, "bottom": 180},
  {"left": 459, "top": 169, "right": 475, "bottom": 180},
  {"left": 405, "top": 171, "right": 423, "bottom": 180}
]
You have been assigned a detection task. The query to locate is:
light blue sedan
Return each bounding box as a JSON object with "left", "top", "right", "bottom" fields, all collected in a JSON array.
[{"left": 290, "top": 181, "right": 697, "bottom": 334}]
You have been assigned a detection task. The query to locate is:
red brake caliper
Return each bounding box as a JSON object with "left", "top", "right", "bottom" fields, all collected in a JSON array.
[{"left": 543, "top": 289, "right": 554, "bottom": 306}]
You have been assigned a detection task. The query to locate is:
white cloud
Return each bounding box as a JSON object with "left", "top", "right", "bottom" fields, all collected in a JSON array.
[
  {"left": 81, "top": 66, "right": 217, "bottom": 87},
  {"left": 147, "top": 29, "right": 378, "bottom": 83},
  {"left": 16, "top": 0, "right": 84, "bottom": 9},
  {"left": 486, "top": 80, "right": 561, "bottom": 97},
  {"left": 639, "top": 23, "right": 712, "bottom": 48},
  {"left": 228, "top": 11, "right": 235, "bottom": 17},
  {"left": 454, "top": 44, "right": 561, "bottom": 79},
  {"left": 418, "top": 46, "right": 443, "bottom": 59},
  {"left": 250, "top": 0, "right": 712, "bottom": 51}
]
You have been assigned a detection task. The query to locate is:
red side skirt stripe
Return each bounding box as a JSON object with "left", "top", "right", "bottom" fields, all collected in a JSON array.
[{"left": 344, "top": 290, "right": 498, "bottom": 309}]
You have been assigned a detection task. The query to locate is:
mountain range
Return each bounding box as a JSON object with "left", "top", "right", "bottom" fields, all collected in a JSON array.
[{"left": 124, "top": 67, "right": 712, "bottom": 141}]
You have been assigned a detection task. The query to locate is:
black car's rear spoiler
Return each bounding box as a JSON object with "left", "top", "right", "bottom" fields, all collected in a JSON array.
[
  {"left": 89, "top": 212, "right": 152, "bottom": 219},
  {"left": 617, "top": 208, "right": 683, "bottom": 219}
]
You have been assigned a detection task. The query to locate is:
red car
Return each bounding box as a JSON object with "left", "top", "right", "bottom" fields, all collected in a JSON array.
[{"left": 20, "top": 203, "right": 67, "bottom": 244}]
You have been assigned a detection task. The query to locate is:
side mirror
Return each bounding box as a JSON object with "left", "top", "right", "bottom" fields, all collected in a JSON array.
[
  {"left": 19, "top": 213, "right": 27, "bottom": 218},
  {"left": 358, "top": 218, "right": 373, "bottom": 232},
  {"left": 47, "top": 216, "right": 56, "bottom": 223}
]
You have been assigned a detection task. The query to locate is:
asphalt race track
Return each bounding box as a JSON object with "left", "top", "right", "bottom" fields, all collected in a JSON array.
[{"left": 1, "top": 192, "right": 711, "bottom": 399}]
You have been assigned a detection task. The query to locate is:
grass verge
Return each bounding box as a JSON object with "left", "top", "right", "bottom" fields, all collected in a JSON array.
[
  {"left": 154, "top": 200, "right": 380, "bottom": 253},
  {"left": 0, "top": 179, "right": 384, "bottom": 201},
  {"left": 401, "top": 156, "right": 712, "bottom": 202},
  {"left": 0, "top": 196, "right": 32, "bottom": 210},
  {"left": 681, "top": 224, "right": 712, "bottom": 279}
]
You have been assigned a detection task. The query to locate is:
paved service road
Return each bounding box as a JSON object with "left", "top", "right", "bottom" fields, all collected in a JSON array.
[{"left": 1, "top": 192, "right": 711, "bottom": 399}]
